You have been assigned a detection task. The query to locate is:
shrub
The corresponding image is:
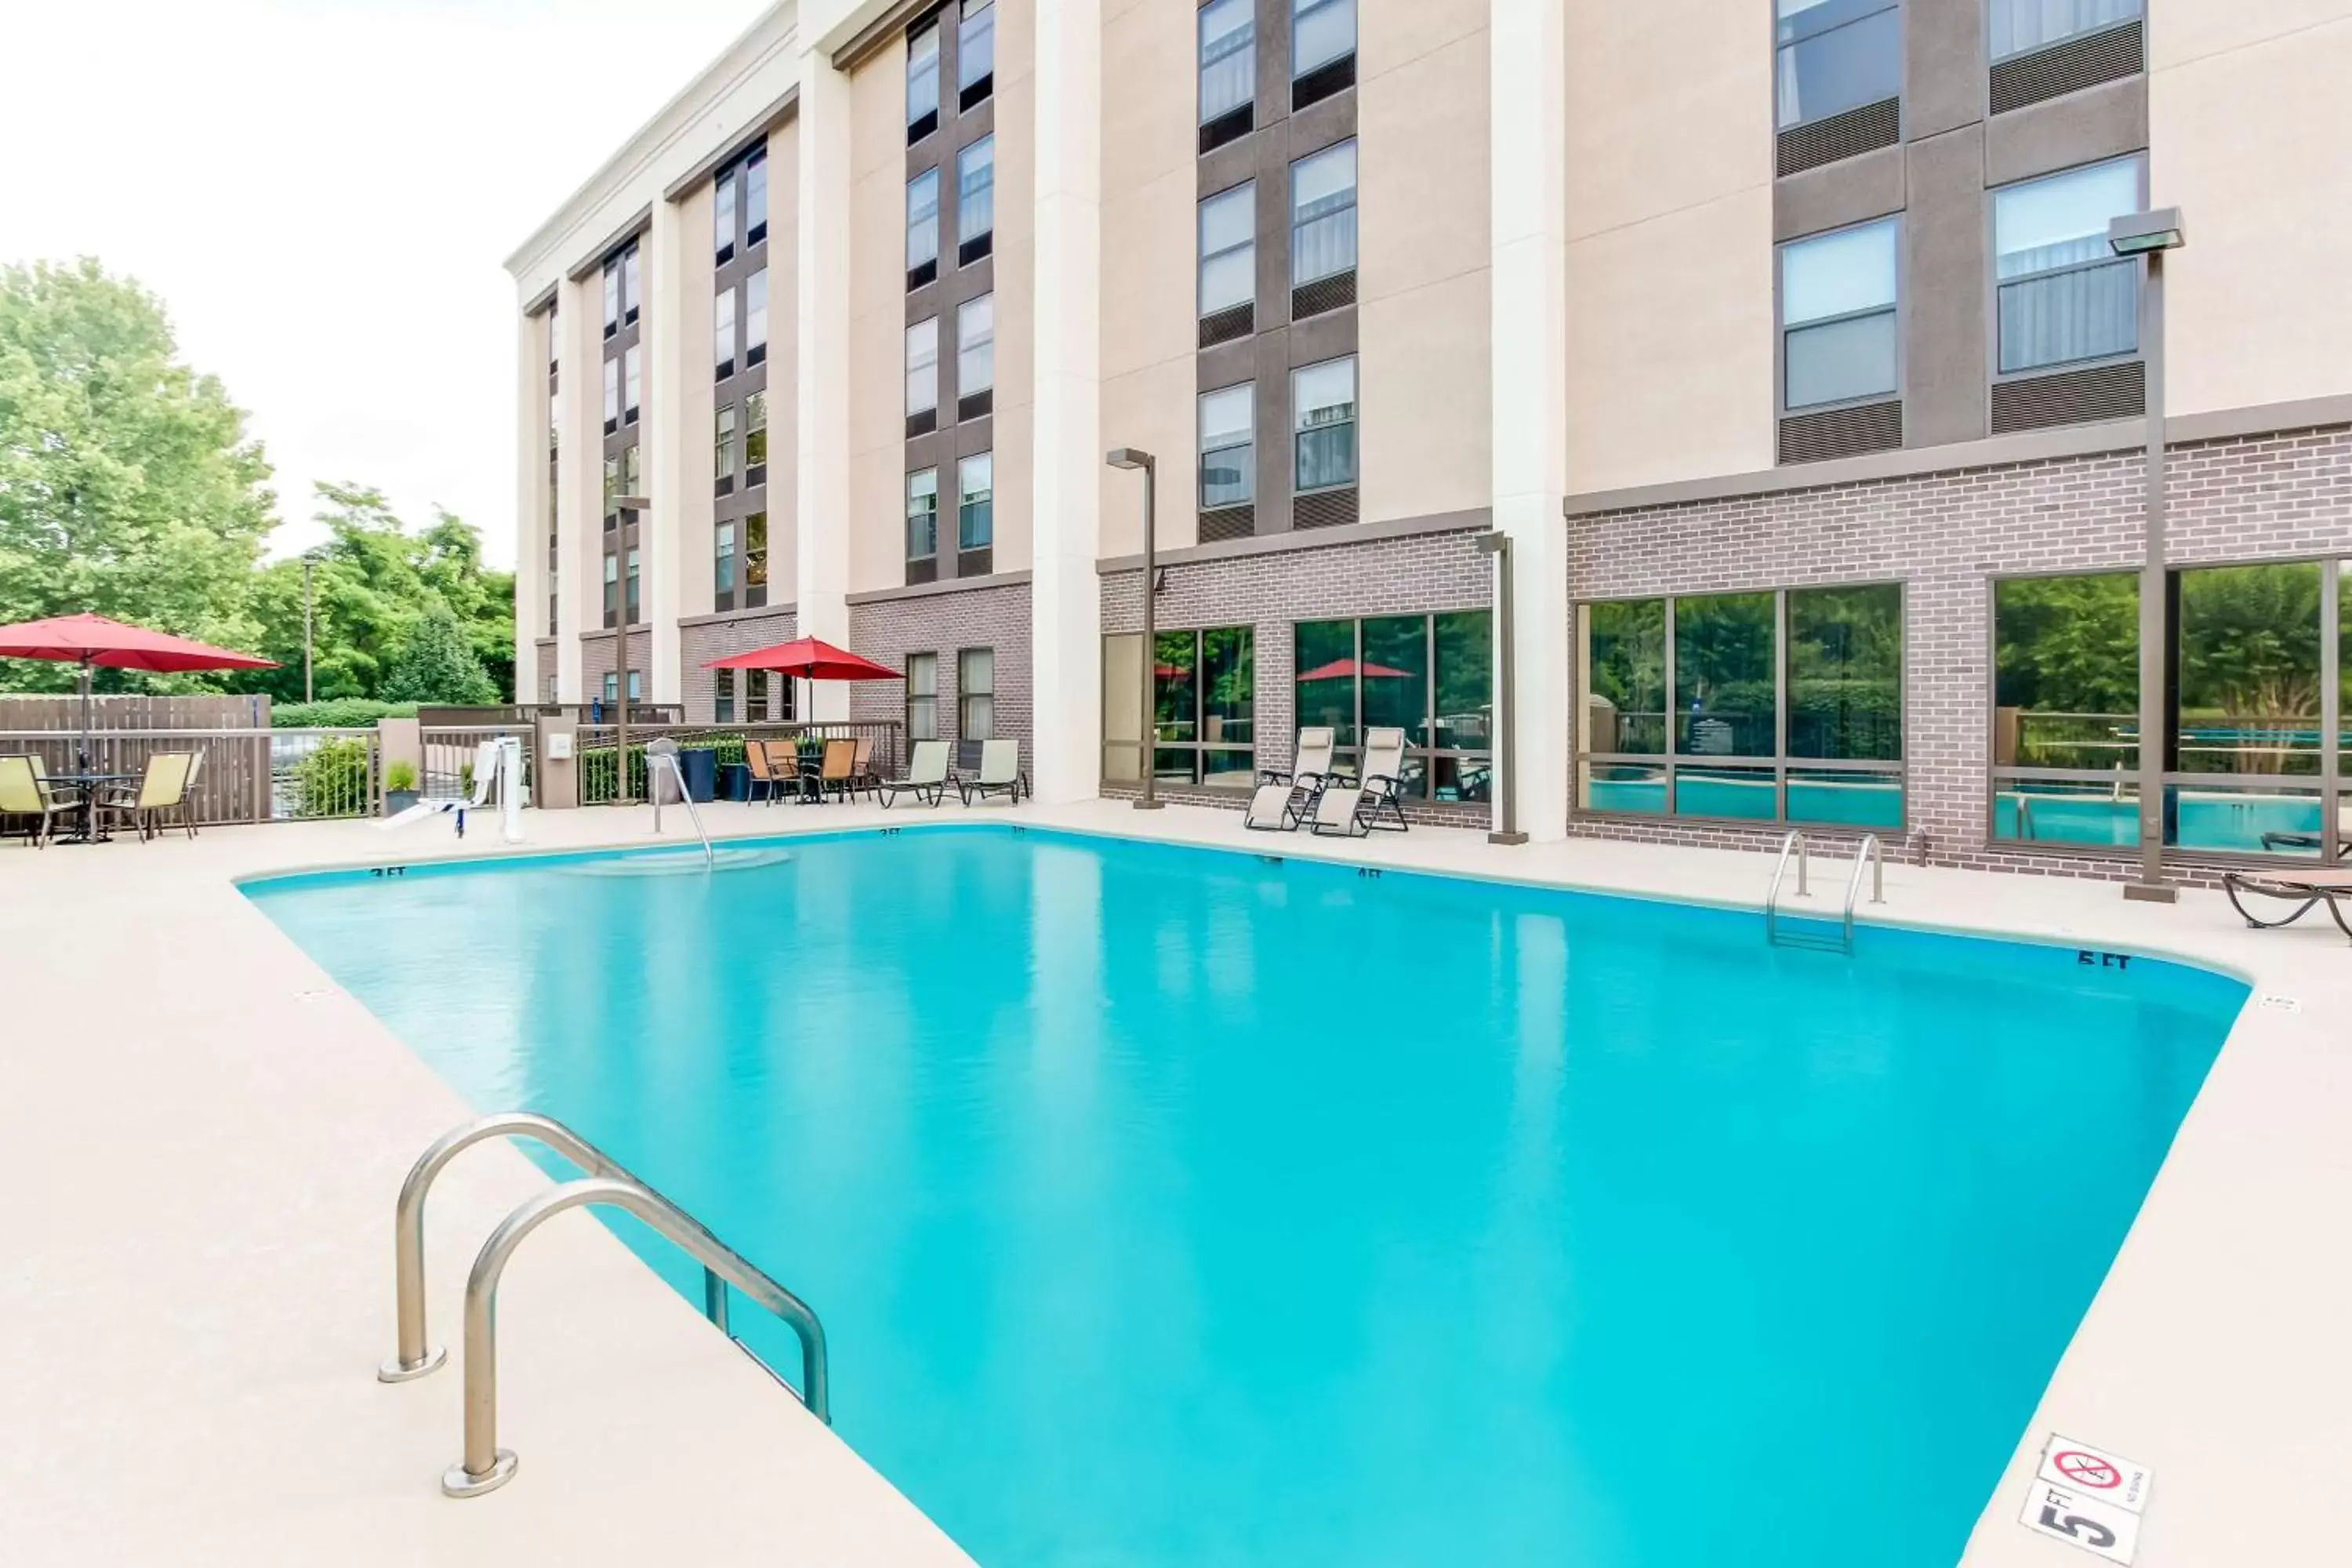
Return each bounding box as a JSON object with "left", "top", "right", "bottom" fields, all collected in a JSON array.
[
  {"left": 292, "top": 738, "right": 373, "bottom": 818},
  {"left": 383, "top": 760, "right": 419, "bottom": 793},
  {"left": 274, "top": 699, "right": 417, "bottom": 730}
]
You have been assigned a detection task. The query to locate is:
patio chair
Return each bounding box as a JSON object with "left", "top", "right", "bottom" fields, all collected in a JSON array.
[
  {"left": 744, "top": 739, "right": 782, "bottom": 804},
  {"left": 0, "top": 755, "right": 72, "bottom": 848},
  {"left": 1245, "top": 726, "right": 1337, "bottom": 832},
  {"left": 851, "top": 735, "right": 880, "bottom": 794},
  {"left": 817, "top": 737, "right": 861, "bottom": 803},
  {"left": 98, "top": 751, "right": 198, "bottom": 842},
  {"left": 877, "top": 739, "right": 952, "bottom": 808},
  {"left": 1309, "top": 728, "right": 1412, "bottom": 838},
  {"left": 2220, "top": 868, "right": 2352, "bottom": 942},
  {"left": 958, "top": 739, "right": 1028, "bottom": 806}
]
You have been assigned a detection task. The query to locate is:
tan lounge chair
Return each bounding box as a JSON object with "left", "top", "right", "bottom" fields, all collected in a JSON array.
[
  {"left": 1245, "top": 726, "right": 1336, "bottom": 832},
  {"left": 2222, "top": 867, "right": 2352, "bottom": 942},
  {"left": 878, "top": 739, "right": 952, "bottom": 808},
  {"left": 1310, "top": 727, "right": 1411, "bottom": 837},
  {"left": 957, "top": 739, "right": 1027, "bottom": 806},
  {"left": 100, "top": 751, "right": 198, "bottom": 841}
]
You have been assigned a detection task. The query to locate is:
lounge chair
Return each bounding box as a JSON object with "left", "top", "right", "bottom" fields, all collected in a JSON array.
[
  {"left": 878, "top": 739, "right": 952, "bottom": 808},
  {"left": 0, "top": 755, "right": 74, "bottom": 848},
  {"left": 743, "top": 739, "right": 782, "bottom": 804},
  {"left": 2221, "top": 868, "right": 2352, "bottom": 942},
  {"left": 1309, "top": 727, "right": 1412, "bottom": 838},
  {"left": 816, "top": 736, "right": 861, "bottom": 803},
  {"left": 1244, "top": 727, "right": 1337, "bottom": 832},
  {"left": 99, "top": 751, "right": 198, "bottom": 841},
  {"left": 958, "top": 739, "right": 1027, "bottom": 806}
]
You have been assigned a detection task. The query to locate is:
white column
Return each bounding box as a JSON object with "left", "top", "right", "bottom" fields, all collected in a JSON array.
[
  {"left": 1028, "top": 0, "right": 1105, "bottom": 803},
  {"left": 1490, "top": 0, "right": 1571, "bottom": 841},
  {"left": 555, "top": 276, "right": 592, "bottom": 705},
  {"left": 795, "top": 39, "right": 855, "bottom": 720},
  {"left": 513, "top": 303, "right": 542, "bottom": 706},
  {"left": 645, "top": 200, "right": 688, "bottom": 704}
]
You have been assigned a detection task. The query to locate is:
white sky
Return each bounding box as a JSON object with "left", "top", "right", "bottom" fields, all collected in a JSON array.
[{"left": 0, "top": 0, "right": 775, "bottom": 570}]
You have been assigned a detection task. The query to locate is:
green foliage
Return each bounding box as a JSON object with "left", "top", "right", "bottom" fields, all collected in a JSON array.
[
  {"left": 383, "top": 759, "right": 419, "bottom": 794},
  {"left": 270, "top": 698, "right": 416, "bottom": 729},
  {"left": 0, "top": 259, "right": 274, "bottom": 691},
  {"left": 291, "top": 737, "right": 372, "bottom": 818},
  {"left": 379, "top": 601, "right": 499, "bottom": 706}
]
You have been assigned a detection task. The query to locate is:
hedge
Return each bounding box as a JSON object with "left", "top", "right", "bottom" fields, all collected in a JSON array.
[{"left": 272, "top": 699, "right": 418, "bottom": 730}]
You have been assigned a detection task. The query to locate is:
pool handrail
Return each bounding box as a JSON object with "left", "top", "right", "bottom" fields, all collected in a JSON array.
[
  {"left": 644, "top": 736, "right": 714, "bottom": 869},
  {"left": 1765, "top": 829, "right": 1810, "bottom": 946},
  {"left": 441, "top": 1177, "right": 829, "bottom": 1497},
  {"left": 1842, "top": 834, "right": 1886, "bottom": 949}
]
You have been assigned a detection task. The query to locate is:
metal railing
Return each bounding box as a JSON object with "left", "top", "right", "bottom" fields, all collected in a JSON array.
[
  {"left": 646, "top": 739, "right": 713, "bottom": 868},
  {"left": 379, "top": 1112, "right": 828, "bottom": 1499},
  {"left": 1766, "top": 829, "right": 1884, "bottom": 954},
  {"left": 0, "top": 726, "right": 379, "bottom": 824},
  {"left": 418, "top": 725, "right": 533, "bottom": 800},
  {"left": 575, "top": 720, "right": 905, "bottom": 806}
]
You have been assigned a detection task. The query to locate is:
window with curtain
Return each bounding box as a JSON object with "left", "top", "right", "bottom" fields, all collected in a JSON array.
[
  {"left": 715, "top": 405, "right": 736, "bottom": 488},
  {"left": 906, "top": 652, "right": 939, "bottom": 740},
  {"left": 956, "top": 136, "right": 995, "bottom": 253},
  {"left": 713, "top": 289, "right": 735, "bottom": 378},
  {"left": 746, "top": 269, "right": 768, "bottom": 365},
  {"left": 1290, "top": 140, "right": 1358, "bottom": 285},
  {"left": 746, "top": 670, "right": 770, "bottom": 722},
  {"left": 907, "top": 20, "right": 940, "bottom": 136},
  {"left": 958, "top": 648, "right": 995, "bottom": 739},
  {"left": 1780, "top": 217, "right": 1898, "bottom": 409},
  {"left": 906, "top": 469, "right": 939, "bottom": 559},
  {"left": 1199, "top": 383, "right": 1254, "bottom": 508},
  {"left": 1199, "top": 0, "right": 1253, "bottom": 125},
  {"left": 1198, "top": 183, "right": 1254, "bottom": 318},
  {"left": 714, "top": 521, "right": 735, "bottom": 600},
  {"left": 908, "top": 169, "right": 941, "bottom": 276},
  {"left": 906, "top": 318, "right": 939, "bottom": 418},
  {"left": 1995, "top": 155, "right": 2143, "bottom": 374},
  {"left": 1990, "top": 0, "right": 2140, "bottom": 59},
  {"left": 1293, "top": 0, "right": 1355, "bottom": 77},
  {"left": 958, "top": 452, "right": 994, "bottom": 550},
  {"left": 959, "top": 0, "right": 995, "bottom": 102},
  {"left": 958, "top": 294, "right": 994, "bottom": 399},
  {"left": 746, "top": 149, "right": 768, "bottom": 245},
  {"left": 1775, "top": 0, "right": 1902, "bottom": 129},
  {"left": 1292, "top": 357, "right": 1357, "bottom": 492}
]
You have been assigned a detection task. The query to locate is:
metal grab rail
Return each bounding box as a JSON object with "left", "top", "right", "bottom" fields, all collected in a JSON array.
[
  {"left": 1766, "top": 830, "right": 1886, "bottom": 954},
  {"left": 1842, "top": 833, "right": 1886, "bottom": 949},
  {"left": 442, "top": 1178, "right": 830, "bottom": 1498},
  {"left": 645, "top": 738, "right": 713, "bottom": 869},
  {"left": 1764, "top": 829, "right": 1811, "bottom": 946}
]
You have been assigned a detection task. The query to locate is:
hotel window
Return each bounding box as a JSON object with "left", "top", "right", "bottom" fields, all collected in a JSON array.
[
  {"left": 1290, "top": 140, "right": 1358, "bottom": 314},
  {"left": 604, "top": 672, "right": 618, "bottom": 704},
  {"left": 622, "top": 344, "right": 641, "bottom": 424},
  {"left": 714, "top": 521, "right": 736, "bottom": 604},
  {"left": 957, "top": 452, "right": 993, "bottom": 551},
  {"left": 1294, "top": 613, "right": 1494, "bottom": 801},
  {"left": 958, "top": 0, "right": 994, "bottom": 110},
  {"left": 746, "top": 268, "right": 768, "bottom": 367},
  {"left": 745, "top": 149, "right": 768, "bottom": 247},
  {"left": 749, "top": 670, "right": 775, "bottom": 721},
  {"left": 714, "top": 288, "right": 737, "bottom": 379},
  {"left": 1994, "top": 155, "right": 2143, "bottom": 375},
  {"left": 742, "top": 512, "right": 768, "bottom": 608},
  {"left": 1200, "top": 0, "right": 1253, "bottom": 137},
  {"left": 906, "top": 467, "right": 939, "bottom": 561},
  {"left": 1774, "top": 0, "right": 1902, "bottom": 130},
  {"left": 716, "top": 405, "right": 737, "bottom": 494},
  {"left": 1780, "top": 217, "right": 1899, "bottom": 410},
  {"left": 621, "top": 444, "right": 641, "bottom": 503},
  {"left": 1292, "top": 0, "right": 1356, "bottom": 108},
  {"left": 602, "top": 359, "right": 619, "bottom": 434},
  {"left": 603, "top": 552, "right": 619, "bottom": 625},
  {"left": 603, "top": 455, "right": 620, "bottom": 528},
  {"left": 1149, "top": 627, "right": 1256, "bottom": 789},
  {"left": 1574, "top": 584, "right": 1904, "bottom": 826},
  {"left": 715, "top": 668, "right": 735, "bottom": 723},
  {"left": 1292, "top": 357, "right": 1357, "bottom": 492},
  {"left": 625, "top": 548, "right": 641, "bottom": 624},
  {"left": 744, "top": 393, "right": 768, "bottom": 484},
  {"left": 956, "top": 294, "right": 993, "bottom": 418},
  {"left": 908, "top": 20, "right": 941, "bottom": 142},
  {"left": 956, "top": 136, "right": 995, "bottom": 264},
  {"left": 621, "top": 247, "right": 640, "bottom": 328},
  {"left": 906, "top": 652, "right": 939, "bottom": 740},
  {"left": 957, "top": 647, "right": 994, "bottom": 740},
  {"left": 906, "top": 317, "right": 940, "bottom": 434},
  {"left": 601, "top": 260, "right": 620, "bottom": 338},
  {"left": 908, "top": 169, "right": 941, "bottom": 289},
  {"left": 1198, "top": 182, "right": 1254, "bottom": 332},
  {"left": 1991, "top": 0, "right": 2140, "bottom": 60},
  {"left": 1199, "top": 383, "right": 1254, "bottom": 508},
  {"left": 546, "top": 673, "right": 558, "bottom": 704},
  {"left": 715, "top": 169, "right": 737, "bottom": 263}
]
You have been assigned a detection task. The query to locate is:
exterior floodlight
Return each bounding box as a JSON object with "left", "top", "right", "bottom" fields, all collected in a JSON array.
[
  {"left": 2107, "top": 208, "right": 2185, "bottom": 257},
  {"left": 1104, "top": 448, "right": 1152, "bottom": 470}
]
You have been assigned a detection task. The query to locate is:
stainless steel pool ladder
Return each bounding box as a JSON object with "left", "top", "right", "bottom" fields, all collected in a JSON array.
[
  {"left": 379, "top": 1112, "right": 828, "bottom": 1498},
  {"left": 645, "top": 737, "right": 715, "bottom": 869},
  {"left": 1765, "top": 831, "right": 1885, "bottom": 954}
]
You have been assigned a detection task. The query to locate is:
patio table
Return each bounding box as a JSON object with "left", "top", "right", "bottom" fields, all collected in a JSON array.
[{"left": 47, "top": 772, "right": 140, "bottom": 844}]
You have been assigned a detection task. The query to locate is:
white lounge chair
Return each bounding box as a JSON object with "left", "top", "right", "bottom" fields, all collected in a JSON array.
[
  {"left": 958, "top": 739, "right": 1027, "bottom": 806},
  {"left": 878, "top": 739, "right": 952, "bottom": 808},
  {"left": 1245, "top": 727, "right": 1337, "bottom": 832},
  {"left": 1311, "top": 727, "right": 1411, "bottom": 837}
]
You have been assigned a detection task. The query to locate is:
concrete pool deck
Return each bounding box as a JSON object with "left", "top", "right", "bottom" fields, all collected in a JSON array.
[{"left": 1, "top": 797, "right": 2345, "bottom": 1566}]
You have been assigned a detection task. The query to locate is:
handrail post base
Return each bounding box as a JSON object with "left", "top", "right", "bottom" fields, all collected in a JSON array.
[
  {"left": 379, "top": 1345, "right": 448, "bottom": 1383},
  {"left": 442, "top": 1450, "right": 518, "bottom": 1499}
]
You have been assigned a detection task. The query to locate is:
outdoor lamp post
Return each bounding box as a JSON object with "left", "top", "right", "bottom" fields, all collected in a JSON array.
[
  {"left": 2108, "top": 208, "right": 2187, "bottom": 904},
  {"left": 300, "top": 548, "right": 324, "bottom": 704},
  {"left": 1105, "top": 448, "right": 1164, "bottom": 811},
  {"left": 613, "top": 492, "right": 652, "bottom": 805},
  {"left": 1473, "top": 532, "right": 1526, "bottom": 845}
]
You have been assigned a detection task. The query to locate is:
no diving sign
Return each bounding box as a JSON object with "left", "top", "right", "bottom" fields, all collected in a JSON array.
[{"left": 2020, "top": 1435, "right": 2151, "bottom": 1564}]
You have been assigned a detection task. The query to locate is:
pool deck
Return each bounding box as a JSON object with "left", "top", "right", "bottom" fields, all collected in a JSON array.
[{"left": 2, "top": 796, "right": 2347, "bottom": 1566}]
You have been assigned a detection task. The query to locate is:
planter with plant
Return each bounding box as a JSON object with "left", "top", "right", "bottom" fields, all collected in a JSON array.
[{"left": 383, "top": 760, "right": 420, "bottom": 815}]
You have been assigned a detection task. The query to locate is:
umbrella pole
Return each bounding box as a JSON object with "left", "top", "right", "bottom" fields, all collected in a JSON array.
[{"left": 79, "top": 658, "right": 93, "bottom": 773}]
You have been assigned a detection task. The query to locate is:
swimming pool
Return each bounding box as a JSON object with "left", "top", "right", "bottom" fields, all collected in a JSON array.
[{"left": 247, "top": 828, "right": 2243, "bottom": 1568}]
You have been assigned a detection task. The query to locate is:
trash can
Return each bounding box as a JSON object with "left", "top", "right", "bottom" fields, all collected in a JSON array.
[{"left": 677, "top": 745, "right": 718, "bottom": 803}]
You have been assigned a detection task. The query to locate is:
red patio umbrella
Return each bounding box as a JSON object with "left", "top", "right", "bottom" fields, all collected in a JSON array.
[
  {"left": 0, "top": 612, "right": 278, "bottom": 769},
  {"left": 1296, "top": 658, "right": 1414, "bottom": 683},
  {"left": 703, "top": 636, "right": 902, "bottom": 681}
]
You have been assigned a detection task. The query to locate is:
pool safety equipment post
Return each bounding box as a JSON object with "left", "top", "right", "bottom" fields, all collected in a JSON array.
[
  {"left": 2107, "top": 208, "right": 2187, "bottom": 904},
  {"left": 1475, "top": 531, "right": 1526, "bottom": 844},
  {"left": 1105, "top": 448, "right": 1164, "bottom": 810}
]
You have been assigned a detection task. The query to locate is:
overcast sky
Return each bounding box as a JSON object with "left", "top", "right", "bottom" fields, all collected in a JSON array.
[{"left": 0, "top": 0, "right": 775, "bottom": 569}]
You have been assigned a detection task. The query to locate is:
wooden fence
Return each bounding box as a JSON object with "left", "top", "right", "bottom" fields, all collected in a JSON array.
[{"left": 0, "top": 696, "right": 383, "bottom": 825}]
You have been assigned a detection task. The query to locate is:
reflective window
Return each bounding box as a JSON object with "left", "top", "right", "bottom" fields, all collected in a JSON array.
[
  {"left": 622, "top": 345, "right": 641, "bottom": 423},
  {"left": 1292, "top": 357, "right": 1357, "bottom": 492},
  {"left": 958, "top": 0, "right": 995, "bottom": 98},
  {"left": 1780, "top": 218, "right": 1898, "bottom": 408},
  {"left": 1198, "top": 183, "right": 1255, "bottom": 318},
  {"left": 714, "top": 289, "right": 736, "bottom": 377},
  {"left": 1142, "top": 627, "right": 1255, "bottom": 786},
  {"left": 625, "top": 546, "right": 641, "bottom": 622},
  {"left": 908, "top": 21, "right": 940, "bottom": 132},
  {"left": 1995, "top": 155, "right": 2143, "bottom": 373},
  {"left": 715, "top": 172, "right": 737, "bottom": 263},
  {"left": 1788, "top": 583, "right": 1903, "bottom": 762},
  {"left": 621, "top": 248, "right": 640, "bottom": 325},
  {"left": 908, "top": 169, "right": 941, "bottom": 270},
  {"left": 958, "top": 452, "right": 993, "bottom": 550},
  {"left": 1581, "top": 599, "right": 1667, "bottom": 757},
  {"left": 1775, "top": 0, "right": 1902, "bottom": 129},
  {"left": 1294, "top": 619, "right": 1359, "bottom": 750},
  {"left": 745, "top": 149, "right": 768, "bottom": 245},
  {"left": 1200, "top": 0, "right": 1253, "bottom": 125},
  {"left": 746, "top": 269, "right": 769, "bottom": 365},
  {"left": 1675, "top": 593, "right": 1776, "bottom": 760},
  {"left": 957, "top": 136, "right": 996, "bottom": 249},
  {"left": 957, "top": 294, "right": 994, "bottom": 398},
  {"left": 744, "top": 393, "right": 768, "bottom": 473},
  {"left": 1294, "top": 0, "right": 1355, "bottom": 77},
  {"left": 906, "top": 468, "right": 939, "bottom": 559},
  {"left": 602, "top": 358, "right": 619, "bottom": 428},
  {"left": 714, "top": 521, "right": 736, "bottom": 597},
  {"left": 1991, "top": 0, "right": 2140, "bottom": 60},
  {"left": 715, "top": 405, "right": 736, "bottom": 484},
  {"left": 1290, "top": 140, "right": 1358, "bottom": 285},
  {"left": 1291, "top": 612, "right": 1494, "bottom": 800},
  {"left": 1199, "top": 383, "right": 1254, "bottom": 508},
  {"left": 601, "top": 260, "right": 619, "bottom": 335},
  {"left": 907, "top": 318, "right": 940, "bottom": 416},
  {"left": 742, "top": 512, "right": 768, "bottom": 593}
]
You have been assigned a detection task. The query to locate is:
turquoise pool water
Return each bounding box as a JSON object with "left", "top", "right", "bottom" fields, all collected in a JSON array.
[{"left": 247, "top": 829, "right": 2242, "bottom": 1568}]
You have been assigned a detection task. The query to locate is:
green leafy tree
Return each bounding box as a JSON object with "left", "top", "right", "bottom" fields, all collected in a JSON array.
[
  {"left": 379, "top": 601, "right": 499, "bottom": 706},
  {"left": 0, "top": 258, "right": 274, "bottom": 689}
]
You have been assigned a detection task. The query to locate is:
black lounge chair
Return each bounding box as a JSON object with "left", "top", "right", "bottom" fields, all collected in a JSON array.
[{"left": 2221, "top": 868, "right": 2352, "bottom": 942}]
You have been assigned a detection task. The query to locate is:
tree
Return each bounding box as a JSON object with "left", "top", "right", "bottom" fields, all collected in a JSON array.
[
  {"left": 379, "top": 601, "right": 499, "bottom": 706},
  {"left": 0, "top": 258, "right": 274, "bottom": 690}
]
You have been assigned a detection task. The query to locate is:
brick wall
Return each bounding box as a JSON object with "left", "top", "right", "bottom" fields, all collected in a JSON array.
[
  {"left": 579, "top": 630, "right": 652, "bottom": 702},
  {"left": 1102, "top": 527, "right": 1495, "bottom": 804},
  {"left": 679, "top": 608, "right": 798, "bottom": 720},
  {"left": 1567, "top": 422, "right": 2352, "bottom": 874},
  {"left": 848, "top": 579, "right": 1033, "bottom": 761}
]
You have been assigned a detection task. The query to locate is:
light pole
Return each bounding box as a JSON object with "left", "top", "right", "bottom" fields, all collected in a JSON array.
[
  {"left": 2108, "top": 207, "right": 2187, "bottom": 904},
  {"left": 614, "top": 492, "right": 652, "bottom": 805},
  {"left": 301, "top": 550, "right": 319, "bottom": 704},
  {"left": 1105, "top": 448, "right": 1163, "bottom": 810},
  {"left": 1473, "top": 532, "right": 1526, "bottom": 844}
]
